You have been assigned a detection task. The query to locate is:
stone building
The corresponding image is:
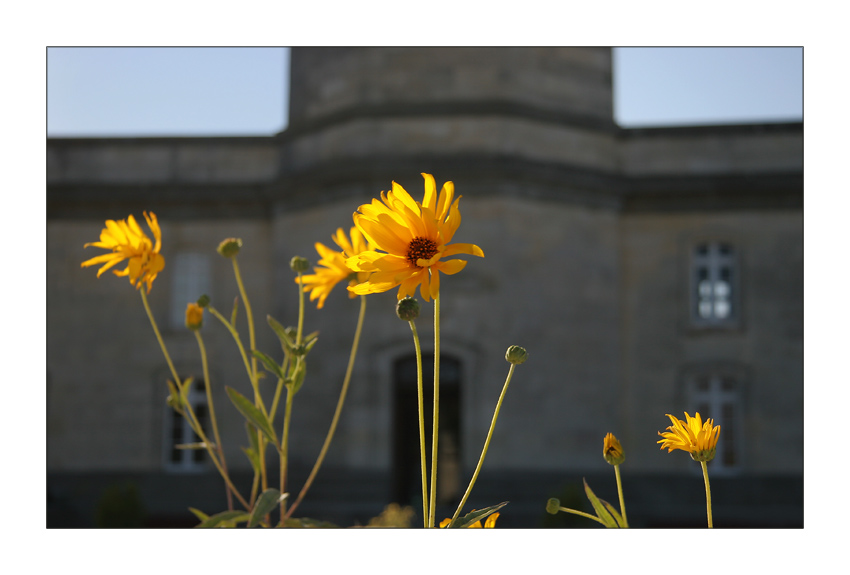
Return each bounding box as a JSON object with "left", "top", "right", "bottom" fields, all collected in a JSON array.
[{"left": 47, "top": 48, "right": 803, "bottom": 527}]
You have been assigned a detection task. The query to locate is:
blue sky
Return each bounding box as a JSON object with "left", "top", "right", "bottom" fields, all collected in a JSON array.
[{"left": 46, "top": 47, "right": 802, "bottom": 136}]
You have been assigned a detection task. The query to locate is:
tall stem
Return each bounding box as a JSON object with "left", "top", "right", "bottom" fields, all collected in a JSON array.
[
  {"left": 139, "top": 289, "right": 180, "bottom": 387},
  {"left": 428, "top": 294, "right": 441, "bottom": 528},
  {"left": 614, "top": 464, "right": 627, "bottom": 527},
  {"left": 701, "top": 460, "right": 713, "bottom": 528},
  {"left": 285, "top": 295, "right": 367, "bottom": 521},
  {"left": 195, "top": 330, "right": 233, "bottom": 511},
  {"left": 408, "top": 318, "right": 428, "bottom": 528},
  {"left": 279, "top": 388, "right": 295, "bottom": 521},
  {"left": 450, "top": 364, "right": 515, "bottom": 525}
]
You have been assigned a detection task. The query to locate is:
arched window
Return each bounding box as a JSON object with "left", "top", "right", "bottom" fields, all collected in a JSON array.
[{"left": 392, "top": 354, "right": 461, "bottom": 509}]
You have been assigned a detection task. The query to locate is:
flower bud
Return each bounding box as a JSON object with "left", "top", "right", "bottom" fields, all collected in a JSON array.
[
  {"left": 545, "top": 498, "right": 560, "bottom": 515},
  {"left": 505, "top": 345, "right": 528, "bottom": 365},
  {"left": 603, "top": 432, "right": 625, "bottom": 466},
  {"left": 290, "top": 256, "right": 310, "bottom": 273},
  {"left": 217, "top": 238, "right": 242, "bottom": 258},
  {"left": 396, "top": 296, "right": 420, "bottom": 321},
  {"left": 185, "top": 302, "right": 204, "bottom": 331},
  {"left": 196, "top": 294, "right": 211, "bottom": 308}
]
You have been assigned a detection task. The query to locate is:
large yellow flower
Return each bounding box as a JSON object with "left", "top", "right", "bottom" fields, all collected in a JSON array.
[
  {"left": 81, "top": 211, "right": 164, "bottom": 293},
  {"left": 439, "top": 512, "right": 499, "bottom": 528},
  {"left": 657, "top": 412, "right": 721, "bottom": 462},
  {"left": 296, "top": 226, "right": 376, "bottom": 309},
  {"left": 346, "top": 173, "right": 484, "bottom": 302}
]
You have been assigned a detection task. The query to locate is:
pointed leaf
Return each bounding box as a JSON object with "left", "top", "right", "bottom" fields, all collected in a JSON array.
[
  {"left": 195, "top": 510, "right": 251, "bottom": 528},
  {"left": 248, "top": 489, "right": 286, "bottom": 528},
  {"left": 226, "top": 386, "right": 279, "bottom": 448},
  {"left": 583, "top": 479, "right": 618, "bottom": 528},
  {"left": 267, "top": 315, "right": 295, "bottom": 353},
  {"left": 602, "top": 499, "right": 628, "bottom": 528},
  {"left": 241, "top": 447, "right": 261, "bottom": 475},
  {"left": 449, "top": 501, "right": 509, "bottom": 528},
  {"left": 188, "top": 507, "right": 209, "bottom": 522},
  {"left": 288, "top": 356, "right": 307, "bottom": 394},
  {"left": 251, "top": 349, "right": 286, "bottom": 380}
]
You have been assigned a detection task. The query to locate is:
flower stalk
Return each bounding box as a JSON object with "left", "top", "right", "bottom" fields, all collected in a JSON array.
[{"left": 701, "top": 460, "right": 713, "bottom": 528}]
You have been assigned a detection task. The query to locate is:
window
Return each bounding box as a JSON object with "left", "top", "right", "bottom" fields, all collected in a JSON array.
[
  {"left": 164, "top": 379, "right": 209, "bottom": 472},
  {"left": 691, "top": 242, "right": 738, "bottom": 327},
  {"left": 170, "top": 252, "right": 212, "bottom": 330},
  {"left": 392, "top": 354, "right": 461, "bottom": 508},
  {"left": 689, "top": 372, "right": 743, "bottom": 475}
]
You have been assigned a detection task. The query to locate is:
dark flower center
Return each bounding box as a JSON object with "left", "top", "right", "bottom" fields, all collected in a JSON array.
[{"left": 407, "top": 237, "right": 439, "bottom": 267}]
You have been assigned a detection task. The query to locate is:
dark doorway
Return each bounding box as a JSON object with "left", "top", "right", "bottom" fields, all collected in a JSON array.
[{"left": 392, "top": 354, "right": 461, "bottom": 510}]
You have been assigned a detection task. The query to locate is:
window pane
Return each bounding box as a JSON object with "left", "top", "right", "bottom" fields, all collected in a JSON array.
[{"left": 714, "top": 300, "right": 730, "bottom": 318}]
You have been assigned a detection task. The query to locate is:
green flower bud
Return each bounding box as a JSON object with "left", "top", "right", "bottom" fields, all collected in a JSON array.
[
  {"left": 546, "top": 498, "right": 560, "bottom": 515},
  {"left": 505, "top": 345, "right": 528, "bottom": 365},
  {"left": 196, "top": 294, "right": 211, "bottom": 308},
  {"left": 290, "top": 256, "right": 310, "bottom": 272},
  {"left": 217, "top": 237, "right": 242, "bottom": 258},
  {"left": 396, "top": 296, "right": 420, "bottom": 321}
]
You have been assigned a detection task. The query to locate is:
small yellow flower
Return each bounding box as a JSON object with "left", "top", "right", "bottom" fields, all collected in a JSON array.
[
  {"left": 81, "top": 211, "right": 164, "bottom": 293},
  {"left": 185, "top": 303, "right": 204, "bottom": 330},
  {"left": 603, "top": 432, "right": 625, "bottom": 466},
  {"left": 346, "top": 173, "right": 484, "bottom": 302},
  {"left": 439, "top": 512, "right": 500, "bottom": 528},
  {"left": 657, "top": 412, "right": 721, "bottom": 462},
  {"left": 296, "top": 226, "right": 376, "bottom": 309}
]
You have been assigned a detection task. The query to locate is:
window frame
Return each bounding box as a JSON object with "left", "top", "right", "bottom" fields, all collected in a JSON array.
[{"left": 162, "top": 378, "right": 210, "bottom": 473}]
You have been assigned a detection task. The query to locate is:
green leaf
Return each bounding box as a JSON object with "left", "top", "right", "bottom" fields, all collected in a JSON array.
[
  {"left": 251, "top": 349, "right": 286, "bottom": 380},
  {"left": 226, "top": 386, "right": 279, "bottom": 448},
  {"left": 241, "top": 447, "right": 261, "bottom": 475},
  {"left": 188, "top": 507, "right": 209, "bottom": 522},
  {"left": 195, "top": 510, "right": 251, "bottom": 528},
  {"left": 602, "top": 499, "right": 628, "bottom": 528},
  {"left": 248, "top": 489, "right": 286, "bottom": 528},
  {"left": 179, "top": 377, "right": 194, "bottom": 402},
  {"left": 583, "top": 479, "right": 618, "bottom": 528},
  {"left": 302, "top": 332, "right": 319, "bottom": 355},
  {"left": 267, "top": 315, "right": 295, "bottom": 353},
  {"left": 283, "top": 517, "right": 339, "bottom": 528},
  {"left": 288, "top": 356, "right": 307, "bottom": 394},
  {"left": 175, "top": 442, "right": 209, "bottom": 450},
  {"left": 231, "top": 296, "right": 239, "bottom": 326},
  {"left": 448, "top": 501, "right": 509, "bottom": 528},
  {"left": 166, "top": 379, "right": 182, "bottom": 410}
]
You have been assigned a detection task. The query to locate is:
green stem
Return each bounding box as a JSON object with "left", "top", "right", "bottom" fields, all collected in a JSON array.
[
  {"left": 450, "top": 364, "right": 516, "bottom": 525},
  {"left": 231, "top": 257, "right": 258, "bottom": 388},
  {"left": 428, "top": 294, "right": 441, "bottom": 528},
  {"left": 614, "top": 464, "right": 628, "bottom": 527},
  {"left": 285, "top": 295, "right": 367, "bottom": 521},
  {"left": 139, "top": 289, "right": 181, "bottom": 387},
  {"left": 701, "top": 460, "right": 713, "bottom": 528},
  {"left": 207, "top": 304, "right": 269, "bottom": 498},
  {"left": 181, "top": 396, "right": 251, "bottom": 511},
  {"left": 194, "top": 330, "right": 233, "bottom": 511},
  {"left": 279, "top": 388, "right": 295, "bottom": 522},
  {"left": 408, "top": 318, "right": 429, "bottom": 528},
  {"left": 557, "top": 506, "right": 608, "bottom": 526},
  {"left": 296, "top": 270, "right": 305, "bottom": 345}
]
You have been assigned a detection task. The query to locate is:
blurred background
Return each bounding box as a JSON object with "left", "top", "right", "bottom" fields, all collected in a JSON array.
[{"left": 46, "top": 47, "right": 802, "bottom": 527}]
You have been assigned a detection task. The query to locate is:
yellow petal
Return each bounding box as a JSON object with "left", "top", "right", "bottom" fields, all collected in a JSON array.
[{"left": 421, "top": 173, "right": 437, "bottom": 212}]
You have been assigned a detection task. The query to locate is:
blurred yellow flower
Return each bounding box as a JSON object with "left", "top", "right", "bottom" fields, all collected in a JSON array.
[
  {"left": 603, "top": 432, "right": 625, "bottom": 466},
  {"left": 296, "top": 226, "right": 375, "bottom": 309},
  {"left": 346, "top": 173, "right": 484, "bottom": 302},
  {"left": 439, "top": 512, "right": 499, "bottom": 528},
  {"left": 657, "top": 412, "right": 721, "bottom": 462},
  {"left": 185, "top": 303, "right": 204, "bottom": 330},
  {"left": 81, "top": 211, "right": 164, "bottom": 293}
]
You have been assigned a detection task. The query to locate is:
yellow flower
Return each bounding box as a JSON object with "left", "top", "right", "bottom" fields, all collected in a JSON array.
[
  {"left": 81, "top": 211, "right": 164, "bottom": 293},
  {"left": 603, "top": 432, "right": 625, "bottom": 466},
  {"left": 346, "top": 173, "right": 484, "bottom": 302},
  {"left": 657, "top": 412, "right": 721, "bottom": 462},
  {"left": 439, "top": 512, "right": 499, "bottom": 528},
  {"left": 296, "top": 226, "right": 376, "bottom": 309},
  {"left": 185, "top": 303, "right": 204, "bottom": 330}
]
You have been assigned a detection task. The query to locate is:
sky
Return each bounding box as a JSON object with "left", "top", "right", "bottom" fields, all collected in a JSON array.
[{"left": 46, "top": 47, "right": 802, "bottom": 137}]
